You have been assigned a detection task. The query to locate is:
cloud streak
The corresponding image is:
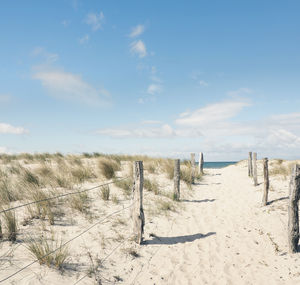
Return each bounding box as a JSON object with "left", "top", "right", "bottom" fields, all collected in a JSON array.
[
  {"left": 130, "top": 40, "right": 147, "bottom": 58},
  {"left": 129, "top": 25, "right": 145, "bottom": 38},
  {"left": 33, "top": 69, "right": 110, "bottom": 106},
  {"left": 0, "top": 123, "right": 28, "bottom": 134},
  {"left": 85, "top": 12, "right": 104, "bottom": 31}
]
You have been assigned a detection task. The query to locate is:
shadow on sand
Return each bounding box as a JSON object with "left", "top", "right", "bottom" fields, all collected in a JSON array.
[
  {"left": 181, "top": 199, "right": 216, "bottom": 203},
  {"left": 144, "top": 232, "right": 216, "bottom": 245},
  {"left": 267, "top": 196, "right": 288, "bottom": 205}
]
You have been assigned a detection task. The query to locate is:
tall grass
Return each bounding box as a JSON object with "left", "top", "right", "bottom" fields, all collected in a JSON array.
[
  {"left": 3, "top": 211, "right": 17, "bottom": 241},
  {"left": 27, "top": 236, "right": 69, "bottom": 269},
  {"left": 98, "top": 158, "right": 120, "bottom": 179},
  {"left": 144, "top": 178, "right": 159, "bottom": 195},
  {"left": 114, "top": 178, "right": 133, "bottom": 198}
]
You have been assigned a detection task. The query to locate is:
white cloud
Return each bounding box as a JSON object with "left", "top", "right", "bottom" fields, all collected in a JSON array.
[
  {"left": 79, "top": 34, "right": 89, "bottom": 44},
  {"left": 33, "top": 69, "right": 110, "bottom": 106},
  {"left": 147, "top": 84, "right": 162, "bottom": 95},
  {"left": 130, "top": 40, "right": 147, "bottom": 58},
  {"left": 85, "top": 12, "right": 104, "bottom": 31},
  {"left": 97, "top": 124, "right": 175, "bottom": 138},
  {"left": 199, "top": 80, "right": 208, "bottom": 86},
  {"left": 0, "top": 123, "right": 28, "bottom": 134},
  {"left": 32, "top": 47, "right": 58, "bottom": 63},
  {"left": 176, "top": 100, "right": 250, "bottom": 127},
  {"left": 129, "top": 24, "right": 145, "bottom": 38}
]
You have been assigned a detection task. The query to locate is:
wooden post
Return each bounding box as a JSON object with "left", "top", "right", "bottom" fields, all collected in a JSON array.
[
  {"left": 248, "top": 152, "right": 253, "bottom": 177},
  {"left": 262, "top": 158, "right": 269, "bottom": 206},
  {"left": 253, "top": 152, "right": 258, "bottom": 186},
  {"left": 191, "top": 153, "right": 195, "bottom": 184},
  {"left": 132, "top": 161, "right": 145, "bottom": 244},
  {"left": 173, "top": 159, "right": 180, "bottom": 200},
  {"left": 199, "top": 152, "right": 204, "bottom": 175},
  {"left": 288, "top": 165, "right": 300, "bottom": 253}
]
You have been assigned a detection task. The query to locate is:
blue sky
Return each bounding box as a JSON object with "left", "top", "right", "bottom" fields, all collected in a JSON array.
[{"left": 1, "top": 0, "right": 300, "bottom": 161}]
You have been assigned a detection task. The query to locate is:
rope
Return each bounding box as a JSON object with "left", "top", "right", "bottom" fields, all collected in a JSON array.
[{"left": 0, "top": 176, "right": 130, "bottom": 215}]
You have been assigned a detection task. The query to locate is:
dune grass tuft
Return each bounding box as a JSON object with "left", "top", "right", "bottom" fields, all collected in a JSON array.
[
  {"left": 3, "top": 211, "right": 18, "bottom": 241},
  {"left": 98, "top": 158, "right": 120, "bottom": 179},
  {"left": 27, "top": 236, "right": 69, "bottom": 269},
  {"left": 144, "top": 178, "right": 159, "bottom": 195}
]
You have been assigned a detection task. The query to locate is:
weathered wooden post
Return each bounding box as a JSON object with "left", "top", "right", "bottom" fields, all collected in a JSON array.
[
  {"left": 288, "top": 165, "right": 300, "bottom": 253},
  {"left": 248, "top": 152, "right": 253, "bottom": 177},
  {"left": 191, "top": 153, "right": 195, "bottom": 184},
  {"left": 199, "top": 152, "right": 204, "bottom": 175},
  {"left": 132, "top": 161, "right": 145, "bottom": 244},
  {"left": 253, "top": 152, "right": 258, "bottom": 186},
  {"left": 173, "top": 159, "right": 180, "bottom": 200},
  {"left": 262, "top": 158, "right": 269, "bottom": 206}
]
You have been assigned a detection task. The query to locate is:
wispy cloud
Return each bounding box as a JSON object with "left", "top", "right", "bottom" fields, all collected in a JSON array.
[
  {"left": 130, "top": 40, "right": 147, "bottom": 58},
  {"left": 147, "top": 84, "right": 162, "bottom": 95},
  {"left": 176, "top": 99, "right": 251, "bottom": 127},
  {"left": 199, "top": 80, "right": 208, "bottom": 86},
  {"left": 85, "top": 12, "right": 104, "bottom": 31},
  {"left": 129, "top": 24, "right": 145, "bottom": 38},
  {"left": 0, "top": 123, "right": 28, "bottom": 134},
  {"left": 33, "top": 69, "right": 110, "bottom": 106},
  {"left": 79, "top": 34, "right": 89, "bottom": 44},
  {"left": 31, "top": 47, "right": 58, "bottom": 63}
]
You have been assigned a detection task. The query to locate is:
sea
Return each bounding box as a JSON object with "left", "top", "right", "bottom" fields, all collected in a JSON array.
[{"left": 197, "top": 161, "right": 237, "bottom": 169}]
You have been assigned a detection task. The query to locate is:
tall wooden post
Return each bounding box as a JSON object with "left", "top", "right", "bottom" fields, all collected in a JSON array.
[
  {"left": 199, "top": 152, "right": 204, "bottom": 175},
  {"left": 248, "top": 152, "right": 253, "bottom": 177},
  {"left": 288, "top": 165, "right": 300, "bottom": 253},
  {"left": 262, "top": 158, "right": 269, "bottom": 206},
  {"left": 132, "top": 161, "right": 145, "bottom": 244},
  {"left": 253, "top": 152, "right": 258, "bottom": 186},
  {"left": 191, "top": 153, "right": 195, "bottom": 184},
  {"left": 173, "top": 159, "right": 180, "bottom": 200}
]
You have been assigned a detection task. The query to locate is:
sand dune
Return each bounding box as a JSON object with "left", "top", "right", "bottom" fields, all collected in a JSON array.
[{"left": 1, "top": 159, "right": 300, "bottom": 284}]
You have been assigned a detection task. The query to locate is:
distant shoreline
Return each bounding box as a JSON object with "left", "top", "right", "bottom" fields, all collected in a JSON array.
[{"left": 199, "top": 161, "right": 238, "bottom": 169}]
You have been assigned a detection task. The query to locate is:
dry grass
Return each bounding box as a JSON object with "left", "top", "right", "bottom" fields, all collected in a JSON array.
[
  {"left": 269, "top": 161, "right": 293, "bottom": 179},
  {"left": 100, "top": 185, "right": 110, "bottom": 201},
  {"left": 3, "top": 211, "right": 18, "bottom": 241},
  {"left": 114, "top": 178, "right": 133, "bottom": 198},
  {"left": 144, "top": 178, "right": 159, "bottom": 195},
  {"left": 98, "top": 158, "right": 121, "bottom": 179},
  {"left": 27, "top": 235, "right": 69, "bottom": 269},
  {"left": 68, "top": 192, "right": 89, "bottom": 213},
  {"left": 162, "top": 159, "right": 175, "bottom": 179}
]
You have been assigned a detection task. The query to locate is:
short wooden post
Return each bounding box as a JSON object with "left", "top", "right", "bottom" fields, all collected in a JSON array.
[
  {"left": 132, "top": 161, "right": 145, "bottom": 244},
  {"left": 199, "top": 152, "right": 204, "bottom": 175},
  {"left": 248, "top": 152, "right": 253, "bottom": 177},
  {"left": 191, "top": 153, "right": 195, "bottom": 184},
  {"left": 262, "top": 158, "right": 269, "bottom": 206},
  {"left": 253, "top": 152, "right": 258, "bottom": 186},
  {"left": 173, "top": 159, "right": 180, "bottom": 200},
  {"left": 288, "top": 165, "right": 300, "bottom": 253}
]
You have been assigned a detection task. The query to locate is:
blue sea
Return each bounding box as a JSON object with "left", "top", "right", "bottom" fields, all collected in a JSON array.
[{"left": 197, "top": 161, "right": 237, "bottom": 169}]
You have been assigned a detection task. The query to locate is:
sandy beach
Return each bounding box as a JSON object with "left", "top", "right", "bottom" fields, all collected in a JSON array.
[{"left": 0, "top": 157, "right": 299, "bottom": 285}]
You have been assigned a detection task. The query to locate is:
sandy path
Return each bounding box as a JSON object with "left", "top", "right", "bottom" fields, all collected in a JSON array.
[{"left": 130, "top": 164, "right": 300, "bottom": 285}]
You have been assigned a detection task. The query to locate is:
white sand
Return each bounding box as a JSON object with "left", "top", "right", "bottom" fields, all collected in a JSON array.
[{"left": 1, "top": 160, "right": 300, "bottom": 284}]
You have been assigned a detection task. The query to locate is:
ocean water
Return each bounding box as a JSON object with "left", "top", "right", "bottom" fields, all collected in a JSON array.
[{"left": 196, "top": 161, "right": 237, "bottom": 169}]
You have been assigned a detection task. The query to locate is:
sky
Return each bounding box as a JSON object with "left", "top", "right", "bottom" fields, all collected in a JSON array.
[{"left": 0, "top": 0, "right": 300, "bottom": 161}]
